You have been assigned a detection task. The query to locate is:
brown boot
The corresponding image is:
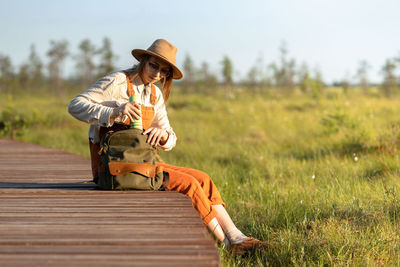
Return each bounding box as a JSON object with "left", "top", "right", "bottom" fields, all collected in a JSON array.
[{"left": 230, "top": 237, "right": 273, "bottom": 255}]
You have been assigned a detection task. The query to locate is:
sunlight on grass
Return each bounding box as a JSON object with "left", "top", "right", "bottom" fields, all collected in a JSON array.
[{"left": 1, "top": 88, "right": 400, "bottom": 266}]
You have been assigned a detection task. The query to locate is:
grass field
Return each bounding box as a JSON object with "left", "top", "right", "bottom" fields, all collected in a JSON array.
[{"left": 1, "top": 87, "right": 400, "bottom": 266}]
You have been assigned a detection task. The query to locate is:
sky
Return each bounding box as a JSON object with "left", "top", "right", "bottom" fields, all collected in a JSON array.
[{"left": 1, "top": 0, "right": 399, "bottom": 83}]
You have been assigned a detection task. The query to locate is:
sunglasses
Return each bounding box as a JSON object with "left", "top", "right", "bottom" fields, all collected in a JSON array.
[{"left": 147, "top": 61, "right": 171, "bottom": 77}]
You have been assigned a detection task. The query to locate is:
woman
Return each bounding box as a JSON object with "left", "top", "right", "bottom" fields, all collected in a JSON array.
[{"left": 68, "top": 39, "right": 269, "bottom": 255}]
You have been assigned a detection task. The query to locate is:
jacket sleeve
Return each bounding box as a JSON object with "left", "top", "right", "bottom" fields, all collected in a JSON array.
[
  {"left": 152, "top": 91, "right": 177, "bottom": 151},
  {"left": 68, "top": 72, "right": 122, "bottom": 127}
]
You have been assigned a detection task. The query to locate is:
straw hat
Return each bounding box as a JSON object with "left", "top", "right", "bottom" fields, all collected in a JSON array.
[{"left": 131, "top": 39, "right": 183, "bottom": 80}]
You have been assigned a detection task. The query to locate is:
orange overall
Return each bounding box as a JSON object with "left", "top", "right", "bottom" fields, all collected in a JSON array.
[{"left": 89, "top": 72, "right": 225, "bottom": 225}]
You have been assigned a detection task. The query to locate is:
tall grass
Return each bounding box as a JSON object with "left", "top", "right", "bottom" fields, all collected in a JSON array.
[{"left": 1, "top": 87, "right": 400, "bottom": 266}]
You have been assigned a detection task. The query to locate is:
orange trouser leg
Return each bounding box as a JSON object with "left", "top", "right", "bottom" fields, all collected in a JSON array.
[{"left": 157, "top": 163, "right": 225, "bottom": 225}]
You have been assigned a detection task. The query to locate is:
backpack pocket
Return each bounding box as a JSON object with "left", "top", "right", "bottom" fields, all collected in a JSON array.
[
  {"left": 97, "top": 128, "right": 163, "bottom": 190},
  {"left": 108, "top": 162, "right": 163, "bottom": 190}
]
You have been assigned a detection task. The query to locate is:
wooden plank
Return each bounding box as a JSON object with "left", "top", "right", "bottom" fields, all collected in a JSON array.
[
  {"left": 0, "top": 191, "right": 194, "bottom": 198},
  {"left": 2, "top": 256, "right": 220, "bottom": 267},
  {"left": 0, "top": 227, "right": 206, "bottom": 237},
  {"left": 1, "top": 255, "right": 220, "bottom": 267},
  {"left": 0, "top": 139, "right": 220, "bottom": 266},
  {"left": 0, "top": 183, "right": 95, "bottom": 189},
  {"left": 0, "top": 245, "right": 218, "bottom": 255},
  {"left": 0, "top": 218, "right": 204, "bottom": 225},
  {"left": 0, "top": 223, "right": 204, "bottom": 232},
  {"left": 0, "top": 207, "right": 195, "bottom": 212}
]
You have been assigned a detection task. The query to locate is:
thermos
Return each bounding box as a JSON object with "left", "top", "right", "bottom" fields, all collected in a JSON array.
[{"left": 129, "top": 95, "right": 142, "bottom": 130}]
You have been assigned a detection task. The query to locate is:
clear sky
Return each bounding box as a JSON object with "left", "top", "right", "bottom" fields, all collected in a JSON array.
[{"left": 1, "top": 0, "right": 399, "bottom": 83}]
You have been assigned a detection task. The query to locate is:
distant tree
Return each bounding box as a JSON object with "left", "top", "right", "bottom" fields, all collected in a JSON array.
[
  {"left": 182, "top": 54, "right": 195, "bottom": 86},
  {"left": 315, "top": 68, "right": 324, "bottom": 84},
  {"left": 0, "top": 54, "right": 14, "bottom": 93},
  {"left": 381, "top": 59, "right": 396, "bottom": 97},
  {"left": 0, "top": 54, "right": 13, "bottom": 79},
  {"left": 270, "top": 42, "right": 296, "bottom": 92},
  {"left": 261, "top": 65, "right": 273, "bottom": 88},
  {"left": 298, "top": 62, "right": 312, "bottom": 94},
  {"left": 311, "top": 67, "right": 324, "bottom": 99},
  {"left": 221, "top": 55, "right": 233, "bottom": 85},
  {"left": 340, "top": 72, "right": 351, "bottom": 95},
  {"left": 97, "top": 37, "right": 117, "bottom": 77},
  {"left": 245, "top": 54, "right": 264, "bottom": 91},
  {"left": 75, "top": 39, "right": 97, "bottom": 87},
  {"left": 198, "top": 61, "right": 217, "bottom": 89},
  {"left": 246, "top": 65, "right": 258, "bottom": 88},
  {"left": 198, "top": 61, "right": 209, "bottom": 82},
  {"left": 395, "top": 53, "right": 400, "bottom": 86},
  {"left": 47, "top": 39, "right": 69, "bottom": 92},
  {"left": 356, "top": 60, "right": 370, "bottom": 94},
  {"left": 18, "top": 64, "right": 30, "bottom": 90},
  {"left": 28, "top": 44, "right": 44, "bottom": 90}
]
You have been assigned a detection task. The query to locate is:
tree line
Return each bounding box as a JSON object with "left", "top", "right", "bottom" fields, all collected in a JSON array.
[
  {"left": 0, "top": 37, "right": 117, "bottom": 95},
  {"left": 0, "top": 39, "right": 399, "bottom": 97},
  {"left": 183, "top": 42, "right": 400, "bottom": 97}
]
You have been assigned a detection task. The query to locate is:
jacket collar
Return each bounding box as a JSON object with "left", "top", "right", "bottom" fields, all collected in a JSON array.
[{"left": 133, "top": 76, "right": 151, "bottom": 95}]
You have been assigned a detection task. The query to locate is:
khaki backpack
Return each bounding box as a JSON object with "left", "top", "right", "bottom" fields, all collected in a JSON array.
[{"left": 98, "top": 128, "right": 165, "bottom": 190}]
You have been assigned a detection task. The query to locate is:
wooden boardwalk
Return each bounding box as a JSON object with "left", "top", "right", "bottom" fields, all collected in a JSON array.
[{"left": 0, "top": 139, "right": 220, "bottom": 267}]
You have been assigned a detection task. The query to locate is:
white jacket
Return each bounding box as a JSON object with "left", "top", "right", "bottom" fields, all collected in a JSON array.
[{"left": 68, "top": 70, "right": 177, "bottom": 151}]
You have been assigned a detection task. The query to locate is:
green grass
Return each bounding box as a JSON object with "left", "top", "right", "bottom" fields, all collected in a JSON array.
[{"left": 1, "top": 87, "right": 400, "bottom": 266}]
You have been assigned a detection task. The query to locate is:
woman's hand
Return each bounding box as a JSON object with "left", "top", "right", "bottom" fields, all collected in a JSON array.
[
  {"left": 143, "top": 127, "right": 169, "bottom": 146},
  {"left": 111, "top": 102, "right": 141, "bottom": 122}
]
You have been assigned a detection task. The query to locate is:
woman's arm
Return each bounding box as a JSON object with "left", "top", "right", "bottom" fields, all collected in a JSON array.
[
  {"left": 68, "top": 73, "right": 119, "bottom": 127},
  {"left": 146, "top": 90, "right": 177, "bottom": 151},
  {"left": 68, "top": 71, "right": 140, "bottom": 127}
]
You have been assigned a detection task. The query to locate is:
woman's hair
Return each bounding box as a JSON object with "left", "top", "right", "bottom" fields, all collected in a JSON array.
[{"left": 128, "top": 55, "right": 174, "bottom": 103}]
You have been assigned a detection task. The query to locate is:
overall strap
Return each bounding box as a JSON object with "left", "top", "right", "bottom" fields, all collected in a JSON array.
[
  {"left": 123, "top": 70, "right": 157, "bottom": 105},
  {"left": 150, "top": 83, "right": 157, "bottom": 105},
  {"left": 123, "top": 70, "right": 135, "bottom": 96}
]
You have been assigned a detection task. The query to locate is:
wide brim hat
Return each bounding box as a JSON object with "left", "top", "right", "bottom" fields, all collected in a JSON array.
[{"left": 131, "top": 39, "right": 183, "bottom": 80}]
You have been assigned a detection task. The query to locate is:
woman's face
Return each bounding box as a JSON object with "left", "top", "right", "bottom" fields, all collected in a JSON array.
[{"left": 141, "top": 56, "right": 171, "bottom": 84}]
